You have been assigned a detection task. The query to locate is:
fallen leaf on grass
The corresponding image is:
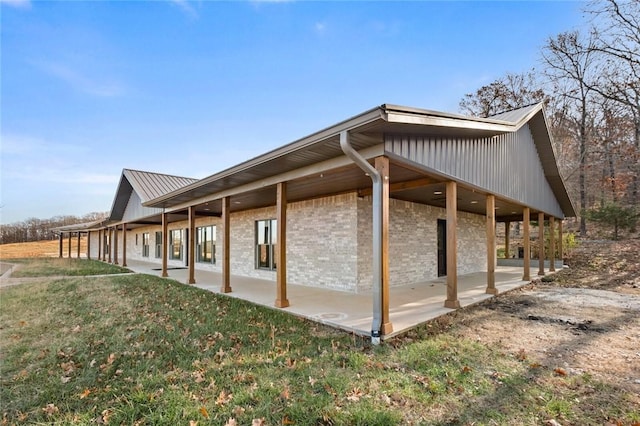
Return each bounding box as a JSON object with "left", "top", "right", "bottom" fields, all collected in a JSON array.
[
  {"left": 280, "top": 385, "right": 290, "bottom": 400},
  {"left": 252, "top": 419, "right": 265, "bottom": 426},
  {"left": 308, "top": 376, "right": 317, "bottom": 386},
  {"left": 215, "top": 390, "right": 233, "bottom": 406},
  {"left": 283, "top": 415, "right": 295, "bottom": 424},
  {"left": 42, "top": 404, "right": 59, "bottom": 416},
  {"left": 224, "top": 419, "right": 237, "bottom": 426},
  {"left": 199, "top": 407, "right": 209, "bottom": 419},
  {"left": 189, "top": 421, "right": 198, "bottom": 426},
  {"left": 554, "top": 368, "right": 567, "bottom": 377},
  {"left": 79, "top": 389, "right": 91, "bottom": 399}
]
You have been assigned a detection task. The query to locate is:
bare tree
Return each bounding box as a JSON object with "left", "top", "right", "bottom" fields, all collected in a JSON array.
[
  {"left": 585, "top": 0, "right": 640, "bottom": 205},
  {"left": 542, "top": 31, "right": 600, "bottom": 237},
  {"left": 459, "top": 70, "right": 547, "bottom": 117}
]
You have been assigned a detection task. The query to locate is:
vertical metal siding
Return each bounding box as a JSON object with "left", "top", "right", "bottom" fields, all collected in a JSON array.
[
  {"left": 122, "top": 190, "right": 163, "bottom": 222},
  {"left": 385, "top": 125, "right": 564, "bottom": 217}
]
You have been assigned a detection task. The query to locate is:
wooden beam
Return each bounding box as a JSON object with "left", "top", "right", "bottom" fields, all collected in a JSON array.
[
  {"left": 98, "top": 230, "right": 102, "bottom": 260},
  {"left": 77, "top": 232, "right": 81, "bottom": 258},
  {"left": 275, "top": 183, "right": 290, "bottom": 308},
  {"left": 161, "top": 213, "right": 168, "bottom": 277},
  {"left": 444, "top": 181, "right": 460, "bottom": 309},
  {"left": 59, "top": 233, "right": 63, "bottom": 258},
  {"left": 558, "top": 220, "right": 563, "bottom": 264},
  {"left": 504, "top": 221, "right": 511, "bottom": 259},
  {"left": 113, "top": 227, "right": 119, "bottom": 265},
  {"left": 108, "top": 228, "right": 112, "bottom": 263},
  {"left": 122, "top": 225, "right": 127, "bottom": 267},
  {"left": 221, "top": 197, "right": 232, "bottom": 293},
  {"left": 549, "top": 216, "right": 556, "bottom": 272},
  {"left": 486, "top": 194, "right": 498, "bottom": 295},
  {"left": 523, "top": 208, "right": 531, "bottom": 281},
  {"left": 538, "top": 212, "right": 545, "bottom": 276},
  {"left": 68, "top": 233, "right": 72, "bottom": 259},
  {"left": 376, "top": 156, "right": 393, "bottom": 335},
  {"left": 188, "top": 206, "right": 196, "bottom": 284},
  {"left": 87, "top": 231, "right": 91, "bottom": 260},
  {"left": 358, "top": 177, "right": 436, "bottom": 197}
]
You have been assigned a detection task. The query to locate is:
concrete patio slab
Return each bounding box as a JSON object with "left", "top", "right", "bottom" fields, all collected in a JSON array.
[{"left": 124, "top": 259, "right": 552, "bottom": 339}]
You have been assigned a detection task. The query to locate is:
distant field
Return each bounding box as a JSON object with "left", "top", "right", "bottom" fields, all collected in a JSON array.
[{"left": 0, "top": 238, "right": 87, "bottom": 259}]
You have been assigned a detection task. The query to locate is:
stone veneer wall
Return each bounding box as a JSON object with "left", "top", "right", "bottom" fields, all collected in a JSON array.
[
  {"left": 229, "top": 193, "right": 359, "bottom": 291},
  {"left": 356, "top": 197, "right": 486, "bottom": 292}
]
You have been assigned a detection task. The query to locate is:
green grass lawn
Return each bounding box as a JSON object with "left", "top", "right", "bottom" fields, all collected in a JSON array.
[
  {"left": 5, "top": 258, "right": 130, "bottom": 277},
  {"left": 1, "top": 263, "right": 637, "bottom": 425}
]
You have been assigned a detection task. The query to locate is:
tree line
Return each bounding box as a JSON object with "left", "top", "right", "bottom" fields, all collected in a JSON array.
[
  {"left": 459, "top": 0, "right": 639, "bottom": 238},
  {"left": 0, "top": 212, "right": 108, "bottom": 245}
]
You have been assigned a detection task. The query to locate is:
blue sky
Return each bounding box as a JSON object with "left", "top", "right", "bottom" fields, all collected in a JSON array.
[{"left": 1, "top": 0, "right": 587, "bottom": 224}]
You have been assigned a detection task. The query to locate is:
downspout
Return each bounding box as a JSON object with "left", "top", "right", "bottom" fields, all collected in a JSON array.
[{"left": 339, "top": 130, "right": 383, "bottom": 345}]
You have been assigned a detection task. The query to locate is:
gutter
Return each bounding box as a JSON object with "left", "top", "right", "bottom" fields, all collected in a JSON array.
[{"left": 339, "top": 131, "right": 383, "bottom": 345}]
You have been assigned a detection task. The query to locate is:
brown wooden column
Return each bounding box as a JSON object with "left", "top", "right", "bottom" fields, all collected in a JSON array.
[
  {"left": 113, "top": 226, "right": 119, "bottom": 265},
  {"left": 161, "top": 213, "right": 169, "bottom": 277},
  {"left": 523, "top": 207, "right": 531, "bottom": 281},
  {"left": 98, "top": 229, "right": 102, "bottom": 261},
  {"left": 538, "top": 212, "right": 545, "bottom": 276},
  {"left": 187, "top": 206, "right": 196, "bottom": 284},
  {"left": 108, "top": 228, "right": 112, "bottom": 263},
  {"left": 549, "top": 216, "right": 556, "bottom": 272},
  {"left": 87, "top": 232, "right": 91, "bottom": 260},
  {"left": 221, "top": 197, "right": 232, "bottom": 293},
  {"left": 375, "top": 156, "right": 393, "bottom": 334},
  {"left": 504, "top": 221, "right": 511, "bottom": 259},
  {"left": 558, "top": 219, "right": 563, "bottom": 264},
  {"left": 275, "top": 183, "right": 290, "bottom": 308},
  {"left": 486, "top": 194, "right": 498, "bottom": 295},
  {"left": 122, "top": 225, "right": 127, "bottom": 267},
  {"left": 444, "top": 181, "right": 460, "bottom": 309},
  {"left": 59, "top": 233, "right": 63, "bottom": 258},
  {"left": 68, "top": 233, "right": 72, "bottom": 258},
  {"left": 77, "top": 232, "right": 81, "bottom": 258}
]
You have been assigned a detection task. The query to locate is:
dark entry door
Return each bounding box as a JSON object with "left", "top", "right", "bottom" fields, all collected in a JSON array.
[{"left": 437, "top": 219, "right": 447, "bottom": 277}]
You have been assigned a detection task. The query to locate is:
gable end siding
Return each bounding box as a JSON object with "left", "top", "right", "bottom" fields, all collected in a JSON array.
[
  {"left": 122, "top": 190, "right": 163, "bottom": 222},
  {"left": 385, "top": 124, "right": 564, "bottom": 217}
]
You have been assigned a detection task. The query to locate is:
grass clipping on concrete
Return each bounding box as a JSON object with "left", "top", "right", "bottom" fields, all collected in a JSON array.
[{"left": 1, "top": 264, "right": 638, "bottom": 425}]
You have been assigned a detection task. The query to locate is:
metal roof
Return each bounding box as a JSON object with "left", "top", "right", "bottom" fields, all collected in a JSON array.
[
  {"left": 109, "top": 169, "right": 198, "bottom": 221},
  {"left": 138, "top": 103, "right": 574, "bottom": 218}
]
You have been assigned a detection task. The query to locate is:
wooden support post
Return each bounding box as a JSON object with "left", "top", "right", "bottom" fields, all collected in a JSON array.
[
  {"left": 68, "top": 233, "right": 72, "bottom": 259},
  {"left": 444, "top": 181, "right": 460, "bottom": 309},
  {"left": 122, "top": 225, "right": 127, "bottom": 267},
  {"left": 113, "top": 227, "right": 119, "bottom": 265},
  {"left": 376, "top": 156, "right": 393, "bottom": 334},
  {"left": 549, "top": 217, "right": 556, "bottom": 272},
  {"left": 188, "top": 206, "right": 196, "bottom": 284},
  {"left": 59, "top": 233, "right": 63, "bottom": 258},
  {"left": 221, "top": 197, "right": 232, "bottom": 293},
  {"left": 161, "top": 213, "right": 169, "bottom": 277},
  {"left": 504, "top": 221, "right": 511, "bottom": 259},
  {"left": 486, "top": 194, "right": 498, "bottom": 295},
  {"left": 275, "top": 183, "right": 290, "bottom": 308},
  {"left": 538, "top": 212, "right": 545, "bottom": 276},
  {"left": 108, "top": 228, "right": 112, "bottom": 263},
  {"left": 87, "top": 232, "right": 91, "bottom": 260},
  {"left": 523, "top": 208, "right": 531, "bottom": 281},
  {"left": 77, "top": 232, "right": 81, "bottom": 258},
  {"left": 98, "top": 229, "right": 102, "bottom": 261},
  {"left": 558, "top": 220, "right": 563, "bottom": 264}
]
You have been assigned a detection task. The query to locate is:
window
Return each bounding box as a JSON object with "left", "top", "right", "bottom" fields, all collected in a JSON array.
[
  {"left": 255, "top": 219, "right": 277, "bottom": 270},
  {"left": 142, "top": 233, "right": 150, "bottom": 257},
  {"left": 170, "top": 229, "right": 182, "bottom": 260},
  {"left": 196, "top": 225, "right": 216, "bottom": 264},
  {"left": 155, "top": 231, "right": 162, "bottom": 258}
]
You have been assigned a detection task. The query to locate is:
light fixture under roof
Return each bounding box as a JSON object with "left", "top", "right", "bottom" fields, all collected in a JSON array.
[
  {"left": 470, "top": 200, "right": 478, "bottom": 204},
  {"left": 434, "top": 191, "right": 443, "bottom": 195}
]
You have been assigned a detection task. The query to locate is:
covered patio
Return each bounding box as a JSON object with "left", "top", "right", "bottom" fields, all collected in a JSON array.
[{"left": 124, "top": 259, "right": 555, "bottom": 339}]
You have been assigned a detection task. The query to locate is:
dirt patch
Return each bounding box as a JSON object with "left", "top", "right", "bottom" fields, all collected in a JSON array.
[{"left": 451, "top": 238, "right": 640, "bottom": 397}]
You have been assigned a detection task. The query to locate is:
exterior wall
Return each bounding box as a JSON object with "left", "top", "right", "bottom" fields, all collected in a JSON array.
[
  {"left": 229, "top": 193, "right": 360, "bottom": 291},
  {"left": 88, "top": 230, "right": 100, "bottom": 259},
  {"left": 98, "top": 192, "right": 486, "bottom": 294},
  {"left": 357, "top": 197, "right": 486, "bottom": 292}
]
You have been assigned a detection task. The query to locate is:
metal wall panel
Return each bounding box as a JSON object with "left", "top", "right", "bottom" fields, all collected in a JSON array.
[
  {"left": 385, "top": 124, "right": 564, "bottom": 217},
  {"left": 122, "top": 189, "right": 162, "bottom": 223}
]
